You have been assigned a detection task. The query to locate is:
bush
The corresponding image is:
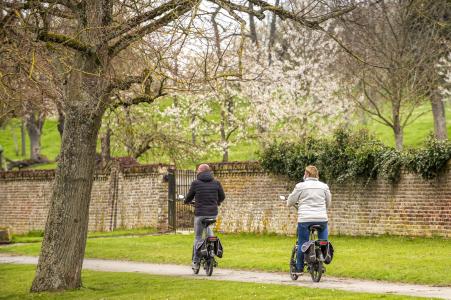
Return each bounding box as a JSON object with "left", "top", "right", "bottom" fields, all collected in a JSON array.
[
  {"left": 404, "top": 137, "right": 451, "bottom": 180},
  {"left": 260, "top": 129, "right": 450, "bottom": 183}
]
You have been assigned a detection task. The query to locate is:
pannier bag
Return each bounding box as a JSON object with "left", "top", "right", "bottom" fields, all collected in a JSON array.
[
  {"left": 321, "top": 241, "right": 334, "bottom": 264},
  {"left": 301, "top": 241, "right": 316, "bottom": 263},
  {"left": 301, "top": 240, "right": 334, "bottom": 264},
  {"left": 195, "top": 236, "right": 224, "bottom": 258}
]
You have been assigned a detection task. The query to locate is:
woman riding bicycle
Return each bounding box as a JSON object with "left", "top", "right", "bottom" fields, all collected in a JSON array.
[{"left": 287, "top": 165, "right": 331, "bottom": 273}]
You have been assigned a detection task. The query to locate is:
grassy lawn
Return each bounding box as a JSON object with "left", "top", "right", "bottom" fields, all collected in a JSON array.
[
  {"left": 1, "top": 232, "right": 450, "bottom": 286},
  {"left": 11, "top": 228, "right": 158, "bottom": 243},
  {"left": 0, "top": 264, "right": 427, "bottom": 300},
  {"left": 362, "top": 104, "right": 451, "bottom": 148}
]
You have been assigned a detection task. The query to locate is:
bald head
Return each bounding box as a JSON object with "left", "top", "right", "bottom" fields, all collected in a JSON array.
[{"left": 197, "top": 164, "right": 211, "bottom": 173}]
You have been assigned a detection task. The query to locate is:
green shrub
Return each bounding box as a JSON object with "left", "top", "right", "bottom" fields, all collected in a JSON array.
[
  {"left": 260, "top": 129, "right": 450, "bottom": 183},
  {"left": 404, "top": 137, "right": 451, "bottom": 180}
]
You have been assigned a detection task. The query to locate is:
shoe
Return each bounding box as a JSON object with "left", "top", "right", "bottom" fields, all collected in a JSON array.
[
  {"left": 295, "top": 265, "right": 305, "bottom": 273},
  {"left": 192, "top": 262, "right": 200, "bottom": 271}
]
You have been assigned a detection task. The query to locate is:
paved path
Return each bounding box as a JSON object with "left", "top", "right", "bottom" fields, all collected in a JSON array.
[{"left": 1, "top": 254, "right": 450, "bottom": 299}]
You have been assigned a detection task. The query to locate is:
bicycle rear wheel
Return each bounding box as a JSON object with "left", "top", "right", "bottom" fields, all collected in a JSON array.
[
  {"left": 205, "top": 258, "right": 214, "bottom": 276},
  {"left": 289, "top": 245, "right": 299, "bottom": 281},
  {"left": 309, "top": 261, "right": 323, "bottom": 282}
]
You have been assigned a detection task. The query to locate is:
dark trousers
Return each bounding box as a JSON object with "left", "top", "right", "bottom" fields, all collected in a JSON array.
[{"left": 296, "top": 221, "right": 328, "bottom": 270}]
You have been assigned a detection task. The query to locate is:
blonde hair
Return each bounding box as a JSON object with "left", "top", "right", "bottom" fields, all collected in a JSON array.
[{"left": 305, "top": 165, "right": 319, "bottom": 178}]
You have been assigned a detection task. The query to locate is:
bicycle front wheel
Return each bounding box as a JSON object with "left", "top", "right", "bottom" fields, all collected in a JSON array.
[{"left": 289, "top": 245, "right": 299, "bottom": 281}]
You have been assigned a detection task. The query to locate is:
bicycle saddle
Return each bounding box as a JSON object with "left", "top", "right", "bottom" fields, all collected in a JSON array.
[
  {"left": 201, "top": 218, "right": 216, "bottom": 227},
  {"left": 308, "top": 224, "right": 323, "bottom": 231}
]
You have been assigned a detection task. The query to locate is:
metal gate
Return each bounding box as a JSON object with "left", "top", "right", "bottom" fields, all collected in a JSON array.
[{"left": 168, "top": 169, "right": 197, "bottom": 231}]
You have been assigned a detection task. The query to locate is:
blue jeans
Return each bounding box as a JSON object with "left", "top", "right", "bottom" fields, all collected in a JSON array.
[{"left": 296, "top": 221, "right": 328, "bottom": 271}]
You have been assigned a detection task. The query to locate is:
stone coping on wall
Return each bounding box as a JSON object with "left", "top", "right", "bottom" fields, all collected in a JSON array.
[
  {"left": 0, "top": 169, "right": 56, "bottom": 180},
  {"left": 121, "top": 164, "right": 172, "bottom": 176},
  {"left": 0, "top": 163, "right": 172, "bottom": 181},
  {"left": 208, "top": 161, "right": 265, "bottom": 174}
]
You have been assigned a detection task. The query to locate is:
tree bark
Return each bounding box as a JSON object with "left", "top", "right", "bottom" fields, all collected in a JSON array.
[
  {"left": 191, "top": 115, "right": 196, "bottom": 145},
  {"left": 57, "top": 103, "right": 65, "bottom": 139},
  {"left": 431, "top": 90, "right": 448, "bottom": 140},
  {"left": 25, "top": 111, "right": 45, "bottom": 161},
  {"left": 393, "top": 125, "right": 404, "bottom": 151},
  {"left": 20, "top": 120, "right": 26, "bottom": 156},
  {"left": 267, "top": 0, "right": 280, "bottom": 64},
  {"left": 101, "top": 127, "right": 111, "bottom": 163},
  {"left": 391, "top": 97, "right": 404, "bottom": 150},
  {"left": 220, "top": 109, "right": 228, "bottom": 162},
  {"left": 248, "top": 2, "right": 258, "bottom": 44},
  {"left": 222, "top": 146, "right": 229, "bottom": 162}
]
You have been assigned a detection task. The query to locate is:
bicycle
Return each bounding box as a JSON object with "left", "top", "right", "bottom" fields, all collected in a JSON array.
[
  {"left": 280, "top": 196, "right": 333, "bottom": 282},
  {"left": 192, "top": 217, "right": 222, "bottom": 276},
  {"left": 179, "top": 195, "right": 223, "bottom": 276}
]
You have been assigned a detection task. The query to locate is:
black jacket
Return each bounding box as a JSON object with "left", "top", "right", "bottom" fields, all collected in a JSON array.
[{"left": 185, "top": 171, "right": 225, "bottom": 216}]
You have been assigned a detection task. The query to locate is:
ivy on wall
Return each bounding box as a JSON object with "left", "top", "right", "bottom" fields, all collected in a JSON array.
[{"left": 260, "top": 129, "right": 451, "bottom": 183}]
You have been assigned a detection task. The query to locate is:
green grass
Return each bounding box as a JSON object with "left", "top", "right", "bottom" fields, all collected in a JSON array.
[
  {"left": 0, "top": 264, "right": 427, "bottom": 300},
  {"left": 1, "top": 233, "right": 450, "bottom": 286},
  {"left": 362, "top": 104, "right": 451, "bottom": 148},
  {"left": 0, "top": 119, "right": 61, "bottom": 162},
  {"left": 11, "top": 227, "right": 158, "bottom": 243}
]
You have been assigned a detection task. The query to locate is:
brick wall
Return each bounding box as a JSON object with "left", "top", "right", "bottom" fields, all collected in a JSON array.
[
  {"left": 210, "top": 162, "right": 451, "bottom": 237},
  {"left": 0, "top": 165, "right": 169, "bottom": 234},
  {"left": 0, "top": 161, "right": 449, "bottom": 237}
]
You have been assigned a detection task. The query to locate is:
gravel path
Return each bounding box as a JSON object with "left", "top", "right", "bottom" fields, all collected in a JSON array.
[{"left": 1, "top": 254, "right": 450, "bottom": 299}]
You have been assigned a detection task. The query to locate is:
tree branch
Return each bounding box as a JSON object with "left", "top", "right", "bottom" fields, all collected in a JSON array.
[
  {"left": 209, "top": 0, "right": 265, "bottom": 21},
  {"left": 109, "top": 3, "right": 193, "bottom": 57},
  {"left": 361, "top": 80, "right": 393, "bottom": 127},
  {"left": 37, "top": 31, "right": 93, "bottom": 53},
  {"left": 112, "top": 94, "right": 166, "bottom": 109},
  {"left": 247, "top": 0, "right": 322, "bottom": 28},
  {"left": 103, "top": 0, "right": 191, "bottom": 43},
  {"left": 108, "top": 75, "right": 147, "bottom": 92}
]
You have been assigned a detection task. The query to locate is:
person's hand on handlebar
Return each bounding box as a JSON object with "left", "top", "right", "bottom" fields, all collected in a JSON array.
[{"left": 279, "top": 195, "right": 298, "bottom": 210}]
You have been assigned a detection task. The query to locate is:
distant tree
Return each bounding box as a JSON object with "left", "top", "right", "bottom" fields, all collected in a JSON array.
[
  {"left": 407, "top": 0, "right": 450, "bottom": 140},
  {"left": 241, "top": 14, "right": 352, "bottom": 142},
  {"left": 338, "top": 1, "right": 443, "bottom": 150}
]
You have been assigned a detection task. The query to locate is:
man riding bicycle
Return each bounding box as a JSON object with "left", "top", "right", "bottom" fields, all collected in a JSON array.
[
  {"left": 185, "top": 164, "right": 225, "bottom": 272},
  {"left": 287, "top": 165, "right": 331, "bottom": 273}
]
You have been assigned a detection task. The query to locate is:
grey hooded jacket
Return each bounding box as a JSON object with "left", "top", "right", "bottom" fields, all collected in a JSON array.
[{"left": 287, "top": 178, "right": 331, "bottom": 223}]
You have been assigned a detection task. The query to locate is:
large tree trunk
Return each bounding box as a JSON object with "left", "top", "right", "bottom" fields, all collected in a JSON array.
[
  {"left": 30, "top": 107, "right": 103, "bottom": 291},
  {"left": 31, "top": 49, "right": 109, "bottom": 291},
  {"left": 431, "top": 91, "right": 448, "bottom": 140}
]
